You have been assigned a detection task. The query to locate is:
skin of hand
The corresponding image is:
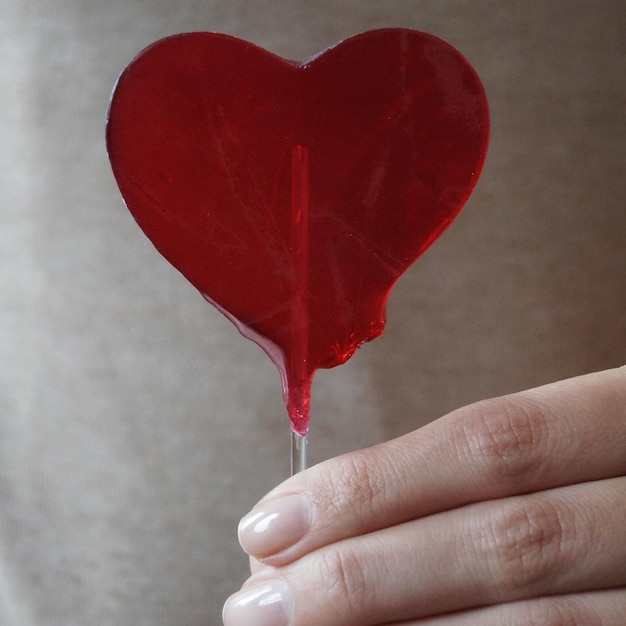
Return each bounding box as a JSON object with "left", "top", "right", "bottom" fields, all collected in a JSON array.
[{"left": 222, "top": 367, "right": 626, "bottom": 625}]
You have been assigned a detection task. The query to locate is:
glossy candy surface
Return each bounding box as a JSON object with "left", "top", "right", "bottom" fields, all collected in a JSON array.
[{"left": 106, "top": 29, "right": 489, "bottom": 435}]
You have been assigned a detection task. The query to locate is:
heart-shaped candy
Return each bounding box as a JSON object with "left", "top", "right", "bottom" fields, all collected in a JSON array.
[{"left": 107, "top": 29, "right": 489, "bottom": 434}]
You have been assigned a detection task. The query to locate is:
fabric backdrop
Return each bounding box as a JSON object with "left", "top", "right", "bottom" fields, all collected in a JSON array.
[{"left": 1, "top": 1, "right": 624, "bottom": 624}]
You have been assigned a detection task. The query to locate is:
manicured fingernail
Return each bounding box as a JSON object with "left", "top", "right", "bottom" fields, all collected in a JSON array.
[
  {"left": 222, "top": 580, "right": 291, "bottom": 626},
  {"left": 238, "top": 494, "right": 311, "bottom": 558}
]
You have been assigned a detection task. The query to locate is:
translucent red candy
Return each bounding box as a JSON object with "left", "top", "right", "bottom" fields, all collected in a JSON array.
[{"left": 106, "top": 29, "right": 489, "bottom": 435}]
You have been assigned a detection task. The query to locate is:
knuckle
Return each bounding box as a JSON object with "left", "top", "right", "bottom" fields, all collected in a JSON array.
[
  {"left": 484, "top": 497, "right": 575, "bottom": 593},
  {"left": 316, "top": 451, "right": 386, "bottom": 520},
  {"left": 460, "top": 396, "right": 553, "bottom": 485},
  {"left": 316, "top": 544, "right": 369, "bottom": 617}
]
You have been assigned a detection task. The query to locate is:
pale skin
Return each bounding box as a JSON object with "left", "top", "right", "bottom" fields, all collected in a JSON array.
[{"left": 223, "top": 366, "right": 626, "bottom": 625}]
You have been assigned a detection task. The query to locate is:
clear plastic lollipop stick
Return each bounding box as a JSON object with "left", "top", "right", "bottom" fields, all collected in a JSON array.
[
  {"left": 291, "top": 431, "right": 308, "bottom": 475},
  {"left": 288, "top": 144, "right": 310, "bottom": 477}
]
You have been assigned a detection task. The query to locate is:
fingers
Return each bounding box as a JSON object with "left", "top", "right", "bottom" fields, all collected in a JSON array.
[
  {"left": 389, "top": 589, "right": 626, "bottom": 625},
  {"left": 239, "top": 367, "right": 626, "bottom": 567},
  {"left": 225, "top": 477, "right": 626, "bottom": 626},
  {"left": 249, "top": 555, "right": 269, "bottom": 575}
]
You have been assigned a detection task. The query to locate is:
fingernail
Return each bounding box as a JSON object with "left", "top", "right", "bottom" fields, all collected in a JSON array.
[
  {"left": 222, "top": 579, "right": 291, "bottom": 626},
  {"left": 238, "top": 494, "right": 311, "bottom": 558}
]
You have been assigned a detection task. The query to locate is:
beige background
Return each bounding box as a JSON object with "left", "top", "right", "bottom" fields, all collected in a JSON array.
[{"left": 1, "top": 1, "right": 624, "bottom": 624}]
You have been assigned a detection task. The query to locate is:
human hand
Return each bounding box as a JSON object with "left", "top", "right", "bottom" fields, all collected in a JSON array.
[{"left": 223, "top": 367, "right": 626, "bottom": 625}]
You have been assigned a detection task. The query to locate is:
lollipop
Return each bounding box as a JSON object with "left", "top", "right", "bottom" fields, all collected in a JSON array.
[{"left": 106, "top": 29, "right": 489, "bottom": 473}]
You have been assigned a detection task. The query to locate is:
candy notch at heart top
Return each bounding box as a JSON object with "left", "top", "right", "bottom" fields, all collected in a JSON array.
[{"left": 106, "top": 29, "right": 489, "bottom": 435}]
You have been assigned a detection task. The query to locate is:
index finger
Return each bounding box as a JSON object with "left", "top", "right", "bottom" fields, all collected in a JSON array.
[{"left": 238, "top": 366, "right": 626, "bottom": 566}]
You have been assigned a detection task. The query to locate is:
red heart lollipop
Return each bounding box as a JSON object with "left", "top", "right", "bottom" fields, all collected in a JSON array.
[{"left": 106, "top": 29, "right": 489, "bottom": 435}]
